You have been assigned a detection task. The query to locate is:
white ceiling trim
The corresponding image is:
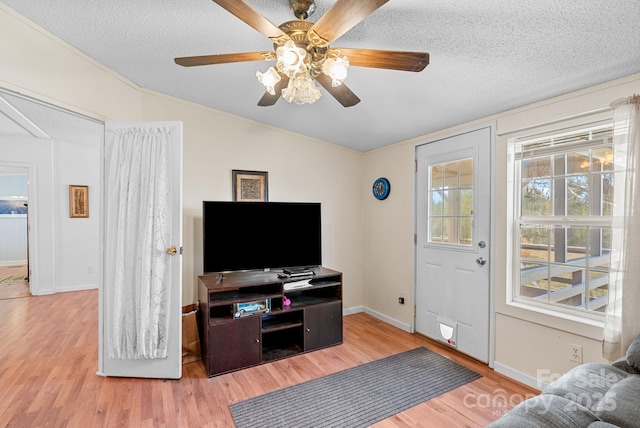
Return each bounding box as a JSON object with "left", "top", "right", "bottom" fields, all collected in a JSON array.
[{"left": 0, "top": 96, "right": 50, "bottom": 139}]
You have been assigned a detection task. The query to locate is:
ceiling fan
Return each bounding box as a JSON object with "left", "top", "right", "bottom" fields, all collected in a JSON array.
[{"left": 174, "top": 0, "right": 429, "bottom": 107}]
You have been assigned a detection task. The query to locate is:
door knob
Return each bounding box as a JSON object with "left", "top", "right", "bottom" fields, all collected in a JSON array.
[
  {"left": 478, "top": 240, "right": 487, "bottom": 249},
  {"left": 476, "top": 257, "right": 487, "bottom": 266},
  {"left": 165, "top": 246, "right": 177, "bottom": 256}
]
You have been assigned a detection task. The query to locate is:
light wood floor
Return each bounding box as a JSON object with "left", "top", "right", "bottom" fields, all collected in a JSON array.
[
  {"left": 0, "top": 290, "right": 538, "bottom": 427},
  {"left": 0, "top": 264, "right": 30, "bottom": 300}
]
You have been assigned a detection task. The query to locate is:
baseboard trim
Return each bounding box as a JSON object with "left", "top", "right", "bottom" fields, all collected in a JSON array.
[
  {"left": 493, "top": 361, "right": 544, "bottom": 391},
  {"left": 363, "top": 307, "right": 411, "bottom": 333},
  {"left": 343, "top": 306, "right": 363, "bottom": 316},
  {"left": 0, "top": 260, "right": 27, "bottom": 267},
  {"left": 55, "top": 283, "right": 99, "bottom": 293},
  {"left": 342, "top": 306, "right": 411, "bottom": 333}
]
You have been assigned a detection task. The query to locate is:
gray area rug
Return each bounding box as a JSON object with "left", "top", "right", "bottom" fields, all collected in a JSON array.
[{"left": 229, "top": 346, "right": 481, "bottom": 428}]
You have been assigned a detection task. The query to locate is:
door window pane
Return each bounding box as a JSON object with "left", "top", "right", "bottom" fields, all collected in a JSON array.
[
  {"left": 444, "top": 162, "right": 458, "bottom": 188},
  {"left": 460, "top": 189, "right": 473, "bottom": 216},
  {"left": 428, "top": 158, "right": 473, "bottom": 246},
  {"left": 431, "top": 165, "right": 443, "bottom": 190},
  {"left": 459, "top": 159, "right": 473, "bottom": 187},
  {"left": 431, "top": 190, "right": 443, "bottom": 216},
  {"left": 430, "top": 218, "right": 442, "bottom": 243}
]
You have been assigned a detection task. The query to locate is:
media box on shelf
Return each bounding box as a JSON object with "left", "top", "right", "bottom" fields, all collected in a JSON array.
[{"left": 232, "top": 299, "right": 271, "bottom": 318}]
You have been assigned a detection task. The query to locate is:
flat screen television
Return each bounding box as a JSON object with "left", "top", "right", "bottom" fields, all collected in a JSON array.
[{"left": 202, "top": 201, "right": 322, "bottom": 273}]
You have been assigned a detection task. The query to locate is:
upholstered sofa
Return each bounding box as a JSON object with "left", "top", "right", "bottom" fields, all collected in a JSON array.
[{"left": 487, "top": 335, "right": 640, "bottom": 428}]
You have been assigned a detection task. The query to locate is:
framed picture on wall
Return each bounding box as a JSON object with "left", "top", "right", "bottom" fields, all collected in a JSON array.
[
  {"left": 69, "top": 185, "right": 89, "bottom": 218},
  {"left": 232, "top": 170, "right": 268, "bottom": 202}
]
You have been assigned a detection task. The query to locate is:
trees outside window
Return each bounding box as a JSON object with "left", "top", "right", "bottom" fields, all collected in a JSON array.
[{"left": 513, "top": 126, "right": 613, "bottom": 315}]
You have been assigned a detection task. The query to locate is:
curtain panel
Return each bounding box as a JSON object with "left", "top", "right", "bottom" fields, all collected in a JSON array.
[
  {"left": 105, "top": 127, "right": 173, "bottom": 360},
  {"left": 603, "top": 95, "right": 640, "bottom": 360}
]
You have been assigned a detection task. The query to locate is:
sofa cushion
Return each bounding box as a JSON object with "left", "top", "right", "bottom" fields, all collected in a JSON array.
[
  {"left": 486, "top": 394, "right": 600, "bottom": 428},
  {"left": 595, "top": 375, "right": 640, "bottom": 428},
  {"left": 625, "top": 334, "right": 640, "bottom": 372},
  {"left": 611, "top": 358, "right": 639, "bottom": 374},
  {"left": 543, "top": 363, "right": 629, "bottom": 411}
]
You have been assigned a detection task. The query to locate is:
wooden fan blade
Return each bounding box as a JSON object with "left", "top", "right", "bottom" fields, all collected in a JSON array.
[
  {"left": 309, "top": 0, "right": 389, "bottom": 45},
  {"left": 257, "top": 75, "right": 290, "bottom": 107},
  {"left": 334, "top": 48, "right": 429, "bottom": 72},
  {"left": 314, "top": 74, "right": 361, "bottom": 107},
  {"left": 211, "top": 0, "right": 289, "bottom": 43},
  {"left": 175, "top": 51, "right": 274, "bottom": 67}
]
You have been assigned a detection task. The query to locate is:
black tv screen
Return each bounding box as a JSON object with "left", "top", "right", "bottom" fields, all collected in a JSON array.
[{"left": 203, "top": 201, "right": 322, "bottom": 273}]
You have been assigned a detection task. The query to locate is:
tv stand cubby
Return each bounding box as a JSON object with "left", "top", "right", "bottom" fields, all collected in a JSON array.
[{"left": 198, "top": 267, "right": 343, "bottom": 377}]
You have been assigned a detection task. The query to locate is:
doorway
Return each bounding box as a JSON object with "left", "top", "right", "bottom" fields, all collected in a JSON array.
[
  {"left": 415, "top": 126, "right": 493, "bottom": 363},
  {"left": 0, "top": 166, "right": 30, "bottom": 299}
]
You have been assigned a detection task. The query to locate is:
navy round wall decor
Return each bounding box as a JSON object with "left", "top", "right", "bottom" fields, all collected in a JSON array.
[{"left": 372, "top": 177, "right": 391, "bottom": 200}]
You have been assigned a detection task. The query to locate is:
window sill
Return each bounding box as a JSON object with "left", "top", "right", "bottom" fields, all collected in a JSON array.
[{"left": 502, "top": 300, "right": 604, "bottom": 339}]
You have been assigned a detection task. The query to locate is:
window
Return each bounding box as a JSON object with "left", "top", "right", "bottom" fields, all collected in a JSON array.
[
  {"left": 428, "top": 158, "right": 474, "bottom": 246},
  {"left": 510, "top": 124, "right": 613, "bottom": 317}
]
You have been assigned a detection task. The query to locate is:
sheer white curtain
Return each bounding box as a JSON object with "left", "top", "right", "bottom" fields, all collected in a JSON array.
[
  {"left": 603, "top": 95, "right": 640, "bottom": 360},
  {"left": 105, "top": 127, "right": 172, "bottom": 360}
]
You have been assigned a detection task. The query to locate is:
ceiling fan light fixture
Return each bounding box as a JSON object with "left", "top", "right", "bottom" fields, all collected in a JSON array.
[
  {"left": 275, "top": 41, "right": 308, "bottom": 77},
  {"left": 322, "top": 55, "right": 349, "bottom": 87},
  {"left": 288, "top": 0, "right": 316, "bottom": 20},
  {"left": 282, "top": 74, "right": 322, "bottom": 105},
  {"left": 256, "top": 67, "right": 281, "bottom": 95}
]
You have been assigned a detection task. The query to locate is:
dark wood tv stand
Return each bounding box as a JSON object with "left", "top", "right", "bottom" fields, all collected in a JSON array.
[{"left": 197, "top": 267, "right": 343, "bottom": 377}]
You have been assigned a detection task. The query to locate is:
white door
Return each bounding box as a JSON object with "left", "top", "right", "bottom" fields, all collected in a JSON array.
[
  {"left": 99, "top": 121, "right": 183, "bottom": 379},
  {"left": 415, "top": 126, "right": 491, "bottom": 362}
]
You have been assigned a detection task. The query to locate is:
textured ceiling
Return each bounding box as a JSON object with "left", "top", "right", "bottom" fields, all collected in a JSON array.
[{"left": 3, "top": 0, "right": 640, "bottom": 152}]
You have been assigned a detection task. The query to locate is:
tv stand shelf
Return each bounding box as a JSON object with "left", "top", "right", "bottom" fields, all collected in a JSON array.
[{"left": 198, "top": 267, "right": 343, "bottom": 377}]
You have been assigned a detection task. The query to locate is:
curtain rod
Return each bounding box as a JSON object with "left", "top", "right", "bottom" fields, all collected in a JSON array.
[{"left": 497, "top": 106, "right": 612, "bottom": 137}]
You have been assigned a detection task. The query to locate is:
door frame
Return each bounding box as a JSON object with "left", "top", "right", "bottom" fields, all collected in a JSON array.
[{"left": 413, "top": 122, "right": 497, "bottom": 367}]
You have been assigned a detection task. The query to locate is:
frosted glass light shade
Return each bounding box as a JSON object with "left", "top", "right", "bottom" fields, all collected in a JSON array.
[
  {"left": 256, "top": 67, "right": 281, "bottom": 95},
  {"left": 276, "top": 41, "right": 308, "bottom": 78},
  {"left": 322, "top": 56, "right": 349, "bottom": 87},
  {"left": 282, "top": 75, "right": 321, "bottom": 105}
]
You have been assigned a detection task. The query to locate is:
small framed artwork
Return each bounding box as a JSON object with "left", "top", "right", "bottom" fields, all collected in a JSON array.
[
  {"left": 69, "top": 185, "right": 89, "bottom": 218},
  {"left": 232, "top": 170, "right": 268, "bottom": 202}
]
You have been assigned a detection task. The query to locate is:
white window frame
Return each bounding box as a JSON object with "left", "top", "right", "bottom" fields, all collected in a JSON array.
[{"left": 506, "top": 122, "right": 614, "bottom": 325}]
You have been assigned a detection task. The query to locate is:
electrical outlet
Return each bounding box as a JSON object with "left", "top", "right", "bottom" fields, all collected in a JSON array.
[
  {"left": 398, "top": 292, "right": 406, "bottom": 305},
  {"left": 569, "top": 344, "right": 583, "bottom": 363}
]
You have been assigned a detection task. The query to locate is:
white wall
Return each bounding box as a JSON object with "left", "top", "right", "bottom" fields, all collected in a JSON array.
[
  {"left": 362, "top": 142, "right": 416, "bottom": 329},
  {"left": 0, "top": 133, "right": 101, "bottom": 294},
  {"left": 54, "top": 139, "right": 101, "bottom": 292}
]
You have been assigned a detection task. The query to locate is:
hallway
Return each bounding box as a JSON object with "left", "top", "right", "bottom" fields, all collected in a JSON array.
[{"left": 0, "top": 264, "right": 29, "bottom": 299}]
